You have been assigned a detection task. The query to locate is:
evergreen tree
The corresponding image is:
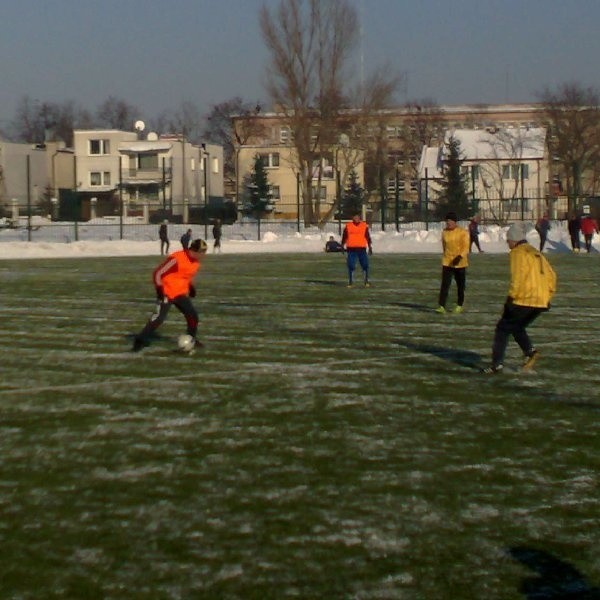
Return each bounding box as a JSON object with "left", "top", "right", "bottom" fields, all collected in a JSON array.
[
  {"left": 341, "top": 170, "right": 365, "bottom": 218},
  {"left": 436, "top": 136, "right": 470, "bottom": 219},
  {"left": 243, "top": 155, "right": 273, "bottom": 217}
]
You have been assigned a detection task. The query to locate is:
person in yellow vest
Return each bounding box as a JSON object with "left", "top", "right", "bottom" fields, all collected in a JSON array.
[
  {"left": 132, "top": 238, "right": 208, "bottom": 352},
  {"left": 341, "top": 214, "right": 372, "bottom": 287},
  {"left": 436, "top": 212, "right": 470, "bottom": 313},
  {"left": 483, "top": 222, "right": 557, "bottom": 374}
]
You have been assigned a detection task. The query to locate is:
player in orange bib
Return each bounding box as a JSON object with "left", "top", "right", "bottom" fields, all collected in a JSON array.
[
  {"left": 132, "top": 238, "right": 208, "bottom": 352},
  {"left": 341, "top": 214, "right": 372, "bottom": 287}
]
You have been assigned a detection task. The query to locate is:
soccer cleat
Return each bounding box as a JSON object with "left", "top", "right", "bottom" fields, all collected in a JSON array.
[
  {"left": 435, "top": 306, "right": 446, "bottom": 314},
  {"left": 453, "top": 305, "right": 464, "bottom": 314},
  {"left": 347, "top": 282, "right": 353, "bottom": 288},
  {"left": 482, "top": 364, "right": 503, "bottom": 374},
  {"left": 364, "top": 281, "right": 371, "bottom": 288},
  {"left": 132, "top": 337, "right": 146, "bottom": 352},
  {"left": 522, "top": 350, "right": 539, "bottom": 371}
]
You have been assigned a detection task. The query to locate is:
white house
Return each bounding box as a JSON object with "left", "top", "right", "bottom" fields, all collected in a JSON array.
[{"left": 419, "top": 127, "right": 549, "bottom": 220}]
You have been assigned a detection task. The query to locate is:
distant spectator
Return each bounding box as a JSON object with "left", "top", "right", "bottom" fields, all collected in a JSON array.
[
  {"left": 535, "top": 213, "right": 551, "bottom": 251},
  {"left": 159, "top": 221, "right": 169, "bottom": 255},
  {"left": 580, "top": 215, "right": 599, "bottom": 253},
  {"left": 212, "top": 219, "right": 222, "bottom": 253},
  {"left": 180, "top": 228, "right": 192, "bottom": 250},
  {"left": 325, "top": 235, "right": 344, "bottom": 253},
  {"left": 468, "top": 215, "right": 484, "bottom": 253},
  {"left": 567, "top": 213, "right": 581, "bottom": 253}
]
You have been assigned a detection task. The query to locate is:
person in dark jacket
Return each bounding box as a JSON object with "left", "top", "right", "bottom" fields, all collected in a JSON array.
[
  {"left": 567, "top": 213, "right": 581, "bottom": 253},
  {"left": 325, "top": 235, "right": 344, "bottom": 253},
  {"left": 212, "top": 219, "right": 222, "bottom": 253},
  {"left": 535, "top": 213, "right": 551, "bottom": 251},
  {"left": 159, "top": 221, "right": 169, "bottom": 255},
  {"left": 180, "top": 228, "right": 192, "bottom": 250},
  {"left": 468, "top": 215, "right": 484, "bottom": 253}
]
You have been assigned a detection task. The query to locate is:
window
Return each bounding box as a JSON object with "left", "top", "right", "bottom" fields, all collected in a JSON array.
[
  {"left": 269, "top": 185, "right": 280, "bottom": 199},
  {"left": 89, "top": 139, "right": 110, "bottom": 155},
  {"left": 259, "top": 153, "right": 280, "bottom": 168},
  {"left": 410, "top": 179, "right": 418, "bottom": 191},
  {"left": 504, "top": 164, "right": 529, "bottom": 179},
  {"left": 311, "top": 185, "right": 327, "bottom": 199},
  {"left": 280, "top": 126, "right": 290, "bottom": 143},
  {"left": 138, "top": 154, "right": 158, "bottom": 169},
  {"left": 90, "top": 171, "right": 111, "bottom": 186}
]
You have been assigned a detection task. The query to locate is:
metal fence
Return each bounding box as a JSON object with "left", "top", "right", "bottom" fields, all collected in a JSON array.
[{"left": 0, "top": 194, "right": 573, "bottom": 244}]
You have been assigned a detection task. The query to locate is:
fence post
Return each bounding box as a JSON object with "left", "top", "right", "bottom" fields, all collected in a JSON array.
[
  {"left": 26, "top": 155, "right": 32, "bottom": 242},
  {"left": 395, "top": 167, "right": 400, "bottom": 232},
  {"left": 296, "top": 172, "right": 301, "bottom": 233},
  {"left": 119, "top": 180, "right": 123, "bottom": 240},
  {"left": 424, "top": 168, "right": 430, "bottom": 232}
]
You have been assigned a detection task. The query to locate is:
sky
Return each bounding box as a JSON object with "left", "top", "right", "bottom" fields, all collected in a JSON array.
[{"left": 1, "top": 0, "right": 600, "bottom": 130}]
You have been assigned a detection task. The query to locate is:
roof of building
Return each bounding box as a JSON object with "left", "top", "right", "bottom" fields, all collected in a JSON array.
[
  {"left": 445, "top": 127, "right": 546, "bottom": 160},
  {"left": 419, "top": 126, "right": 547, "bottom": 179}
]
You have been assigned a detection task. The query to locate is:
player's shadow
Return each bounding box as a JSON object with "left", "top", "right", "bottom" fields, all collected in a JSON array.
[
  {"left": 305, "top": 279, "right": 348, "bottom": 287},
  {"left": 508, "top": 545, "right": 600, "bottom": 599},
  {"left": 395, "top": 339, "right": 482, "bottom": 370},
  {"left": 392, "top": 301, "right": 440, "bottom": 313}
]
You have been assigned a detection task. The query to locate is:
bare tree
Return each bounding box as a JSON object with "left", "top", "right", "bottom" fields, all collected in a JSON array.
[
  {"left": 96, "top": 96, "right": 141, "bottom": 131},
  {"left": 477, "top": 127, "right": 545, "bottom": 223},
  {"left": 10, "top": 95, "right": 81, "bottom": 145},
  {"left": 203, "top": 97, "right": 262, "bottom": 187},
  {"left": 260, "top": 0, "right": 400, "bottom": 226},
  {"left": 165, "top": 101, "right": 203, "bottom": 144},
  {"left": 537, "top": 82, "right": 600, "bottom": 211}
]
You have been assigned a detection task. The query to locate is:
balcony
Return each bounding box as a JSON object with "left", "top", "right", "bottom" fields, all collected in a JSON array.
[{"left": 120, "top": 167, "right": 172, "bottom": 186}]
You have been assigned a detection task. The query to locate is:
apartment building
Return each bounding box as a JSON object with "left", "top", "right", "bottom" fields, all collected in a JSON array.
[
  {"left": 72, "top": 130, "right": 223, "bottom": 220},
  {"left": 232, "top": 103, "right": 554, "bottom": 219}
]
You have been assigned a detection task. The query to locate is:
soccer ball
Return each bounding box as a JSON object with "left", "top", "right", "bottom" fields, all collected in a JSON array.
[{"left": 177, "top": 334, "right": 196, "bottom": 353}]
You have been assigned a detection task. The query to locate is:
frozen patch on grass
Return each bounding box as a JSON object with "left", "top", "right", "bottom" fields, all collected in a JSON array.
[
  {"left": 92, "top": 464, "right": 173, "bottom": 481},
  {"left": 461, "top": 503, "right": 501, "bottom": 522}
]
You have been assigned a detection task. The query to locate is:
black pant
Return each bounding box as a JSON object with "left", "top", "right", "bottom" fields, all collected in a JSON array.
[
  {"left": 570, "top": 232, "right": 580, "bottom": 251},
  {"left": 470, "top": 234, "right": 481, "bottom": 252},
  {"left": 438, "top": 266, "right": 466, "bottom": 308},
  {"left": 160, "top": 239, "right": 170, "bottom": 255},
  {"left": 539, "top": 234, "right": 547, "bottom": 251},
  {"left": 491, "top": 303, "right": 543, "bottom": 367},
  {"left": 137, "top": 294, "right": 198, "bottom": 342}
]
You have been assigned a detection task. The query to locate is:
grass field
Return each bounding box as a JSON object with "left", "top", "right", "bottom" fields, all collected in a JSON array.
[{"left": 0, "top": 252, "right": 598, "bottom": 599}]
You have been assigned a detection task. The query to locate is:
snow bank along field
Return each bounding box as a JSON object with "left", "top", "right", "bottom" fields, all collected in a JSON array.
[
  {"left": 0, "top": 225, "right": 599, "bottom": 598},
  {"left": 1, "top": 217, "right": 598, "bottom": 258}
]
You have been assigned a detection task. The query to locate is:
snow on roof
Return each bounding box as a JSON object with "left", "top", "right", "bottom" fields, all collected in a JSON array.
[
  {"left": 444, "top": 128, "right": 546, "bottom": 161},
  {"left": 117, "top": 141, "right": 173, "bottom": 153},
  {"left": 418, "top": 145, "right": 443, "bottom": 179}
]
